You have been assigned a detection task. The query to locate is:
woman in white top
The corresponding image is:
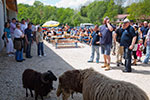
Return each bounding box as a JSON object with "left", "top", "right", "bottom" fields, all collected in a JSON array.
[{"left": 14, "top": 24, "right": 25, "bottom": 62}]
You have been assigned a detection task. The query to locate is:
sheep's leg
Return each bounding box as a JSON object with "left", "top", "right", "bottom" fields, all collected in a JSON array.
[
  {"left": 35, "top": 92, "right": 38, "bottom": 100},
  {"left": 62, "top": 92, "right": 70, "bottom": 100},
  {"left": 40, "top": 95, "right": 43, "bottom": 100},
  {"left": 29, "top": 89, "right": 33, "bottom": 97},
  {"left": 26, "top": 88, "right": 28, "bottom": 97}
]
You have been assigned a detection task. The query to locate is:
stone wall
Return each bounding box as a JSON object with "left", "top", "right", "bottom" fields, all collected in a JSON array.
[
  {"left": 7, "top": 9, "right": 17, "bottom": 20},
  {"left": 0, "top": 0, "right": 4, "bottom": 51}
]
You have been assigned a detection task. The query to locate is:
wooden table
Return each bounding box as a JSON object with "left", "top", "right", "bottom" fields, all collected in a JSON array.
[{"left": 51, "top": 36, "right": 79, "bottom": 48}]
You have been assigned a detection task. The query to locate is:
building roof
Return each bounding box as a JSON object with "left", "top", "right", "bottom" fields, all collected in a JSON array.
[
  {"left": 2, "top": 0, "right": 17, "bottom": 12},
  {"left": 116, "top": 14, "right": 129, "bottom": 19}
]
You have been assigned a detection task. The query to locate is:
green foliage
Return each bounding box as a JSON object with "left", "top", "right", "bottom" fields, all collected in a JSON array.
[
  {"left": 104, "top": 0, "right": 119, "bottom": 21},
  {"left": 18, "top": 2, "right": 75, "bottom": 25},
  {"left": 17, "top": 0, "right": 149, "bottom": 26},
  {"left": 80, "top": 1, "right": 108, "bottom": 24},
  {"left": 127, "top": 0, "right": 150, "bottom": 21},
  {"left": 72, "top": 12, "right": 90, "bottom": 26}
]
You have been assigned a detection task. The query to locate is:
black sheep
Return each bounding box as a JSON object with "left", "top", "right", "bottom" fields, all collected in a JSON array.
[{"left": 22, "top": 69, "right": 57, "bottom": 100}]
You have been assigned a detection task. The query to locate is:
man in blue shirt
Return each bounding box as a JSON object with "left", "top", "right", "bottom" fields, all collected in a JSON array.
[
  {"left": 99, "top": 17, "right": 115, "bottom": 71},
  {"left": 120, "top": 19, "right": 137, "bottom": 72},
  {"left": 140, "top": 21, "right": 149, "bottom": 55},
  {"left": 88, "top": 25, "right": 100, "bottom": 63},
  {"left": 25, "top": 23, "right": 33, "bottom": 58}
]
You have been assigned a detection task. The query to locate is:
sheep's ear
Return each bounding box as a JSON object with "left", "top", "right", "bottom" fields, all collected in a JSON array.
[{"left": 47, "top": 70, "right": 51, "bottom": 73}]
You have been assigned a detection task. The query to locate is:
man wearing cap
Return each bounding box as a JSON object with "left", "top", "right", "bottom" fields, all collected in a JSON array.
[
  {"left": 120, "top": 19, "right": 137, "bottom": 72},
  {"left": 99, "top": 17, "right": 115, "bottom": 71},
  {"left": 140, "top": 21, "right": 149, "bottom": 55},
  {"left": 10, "top": 18, "right": 16, "bottom": 39}
]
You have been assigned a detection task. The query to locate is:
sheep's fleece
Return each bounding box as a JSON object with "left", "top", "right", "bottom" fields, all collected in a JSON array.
[{"left": 56, "top": 68, "right": 149, "bottom": 100}]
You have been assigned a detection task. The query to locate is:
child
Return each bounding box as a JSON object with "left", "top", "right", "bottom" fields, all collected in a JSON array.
[{"left": 136, "top": 39, "right": 144, "bottom": 62}]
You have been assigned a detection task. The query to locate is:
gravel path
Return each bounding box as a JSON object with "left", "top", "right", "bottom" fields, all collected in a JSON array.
[
  {"left": 0, "top": 43, "right": 82, "bottom": 100},
  {"left": 0, "top": 41, "right": 150, "bottom": 100}
]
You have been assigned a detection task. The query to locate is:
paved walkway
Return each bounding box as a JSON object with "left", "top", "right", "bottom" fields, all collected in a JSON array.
[
  {"left": 0, "top": 41, "right": 150, "bottom": 100},
  {"left": 44, "top": 41, "right": 150, "bottom": 99}
]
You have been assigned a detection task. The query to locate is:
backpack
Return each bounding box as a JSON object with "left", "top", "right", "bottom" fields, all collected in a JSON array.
[{"left": 2, "top": 34, "right": 5, "bottom": 40}]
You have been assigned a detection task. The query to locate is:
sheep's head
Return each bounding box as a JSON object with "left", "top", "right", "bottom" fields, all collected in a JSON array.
[
  {"left": 56, "top": 70, "right": 83, "bottom": 100},
  {"left": 56, "top": 78, "right": 72, "bottom": 100},
  {"left": 41, "top": 70, "right": 57, "bottom": 84}
]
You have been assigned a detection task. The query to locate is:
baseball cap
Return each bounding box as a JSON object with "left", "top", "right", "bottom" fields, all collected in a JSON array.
[
  {"left": 144, "top": 21, "right": 148, "bottom": 23},
  {"left": 133, "top": 24, "right": 138, "bottom": 28},
  {"left": 104, "top": 16, "right": 109, "bottom": 20},
  {"left": 123, "top": 18, "right": 130, "bottom": 23}
]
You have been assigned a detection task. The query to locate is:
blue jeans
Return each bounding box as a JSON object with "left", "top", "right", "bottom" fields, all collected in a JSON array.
[
  {"left": 26, "top": 40, "right": 32, "bottom": 57},
  {"left": 37, "top": 42, "right": 44, "bottom": 56},
  {"left": 143, "top": 45, "right": 150, "bottom": 64},
  {"left": 90, "top": 45, "right": 100, "bottom": 61},
  {"left": 16, "top": 48, "right": 24, "bottom": 61},
  {"left": 124, "top": 47, "right": 132, "bottom": 71}
]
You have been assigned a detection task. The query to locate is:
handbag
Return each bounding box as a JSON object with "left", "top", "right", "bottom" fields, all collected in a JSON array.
[
  {"left": 14, "top": 38, "right": 22, "bottom": 50},
  {"left": 2, "top": 34, "right": 5, "bottom": 40},
  {"left": 133, "top": 44, "right": 138, "bottom": 51}
]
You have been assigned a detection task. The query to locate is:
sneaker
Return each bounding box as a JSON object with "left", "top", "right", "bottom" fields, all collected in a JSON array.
[
  {"left": 87, "top": 60, "right": 93, "bottom": 63},
  {"left": 122, "top": 69, "right": 131, "bottom": 73},
  {"left": 142, "top": 62, "right": 148, "bottom": 64},
  {"left": 117, "top": 63, "right": 120, "bottom": 67},
  {"left": 26, "top": 56, "right": 32, "bottom": 58},
  {"left": 137, "top": 59, "right": 142, "bottom": 62},
  {"left": 8, "top": 54, "right": 11, "bottom": 57},
  {"left": 43, "top": 54, "right": 46, "bottom": 57},
  {"left": 39, "top": 55, "right": 42, "bottom": 57},
  {"left": 120, "top": 62, "right": 124, "bottom": 65},
  {"left": 96, "top": 60, "right": 99, "bottom": 63},
  {"left": 16, "top": 60, "right": 23, "bottom": 62}
]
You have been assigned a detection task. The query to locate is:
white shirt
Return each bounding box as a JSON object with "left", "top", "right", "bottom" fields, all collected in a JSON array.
[
  {"left": 31, "top": 25, "right": 36, "bottom": 31},
  {"left": 20, "top": 23, "right": 27, "bottom": 33},
  {"left": 14, "top": 28, "right": 23, "bottom": 38}
]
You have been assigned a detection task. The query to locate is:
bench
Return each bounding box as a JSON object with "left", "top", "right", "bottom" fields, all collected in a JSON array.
[{"left": 54, "top": 39, "right": 79, "bottom": 49}]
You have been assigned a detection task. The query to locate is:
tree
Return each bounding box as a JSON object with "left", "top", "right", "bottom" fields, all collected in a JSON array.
[
  {"left": 33, "top": 1, "right": 44, "bottom": 7},
  {"left": 127, "top": 0, "right": 150, "bottom": 21},
  {"left": 18, "top": 0, "right": 146, "bottom": 26},
  {"left": 104, "top": 0, "right": 118, "bottom": 21},
  {"left": 80, "top": 6, "right": 87, "bottom": 17}
]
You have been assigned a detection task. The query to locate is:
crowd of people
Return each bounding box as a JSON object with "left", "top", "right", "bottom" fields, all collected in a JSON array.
[
  {"left": 42, "top": 17, "right": 150, "bottom": 73},
  {"left": 2, "top": 17, "right": 150, "bottom": 72},
  {"left": 3, "top": 18, "right": 46, "bottom": 62},
  {"left": 86, "top": 17, "right": 150, "bottom": 72}
]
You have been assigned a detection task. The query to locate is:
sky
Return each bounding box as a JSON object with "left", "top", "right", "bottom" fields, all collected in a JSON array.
[
  {"left": 17, "top": 0, "right": 138, "bottom": 9},
  {"left": 17, "top": 0, "right": 97, "bottom": 9}
]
